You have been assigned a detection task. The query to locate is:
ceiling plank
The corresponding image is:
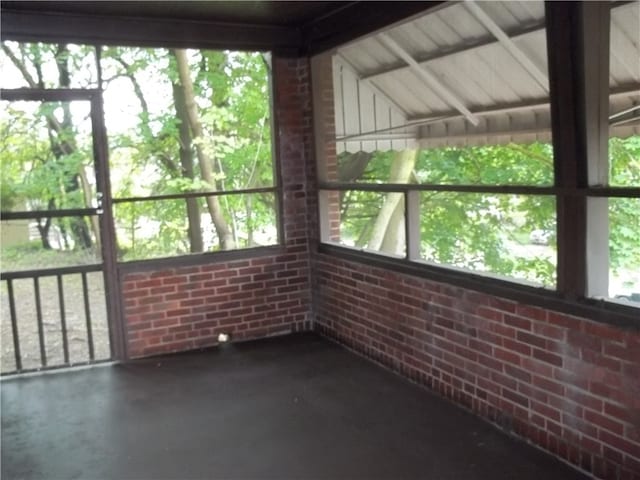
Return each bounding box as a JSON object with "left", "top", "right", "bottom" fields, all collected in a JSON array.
[
  {"left": 377, "top": 32, "right": 479, "bottom": 126},
  {"left": 357, "top": 1, "right": 630, "bottom": 84},
  {"left": 361, "top": 21, "right": 545, "bottom": 82},
  {"left": 464, "top": 1, "right": 549, "bottom": 93}
]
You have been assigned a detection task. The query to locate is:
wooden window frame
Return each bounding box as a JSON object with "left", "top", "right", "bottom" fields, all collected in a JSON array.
[{"left": 314, "top": 2, "right": 640, "bottom": 328}]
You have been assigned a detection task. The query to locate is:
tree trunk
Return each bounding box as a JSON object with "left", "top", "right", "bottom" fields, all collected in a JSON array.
[
  {"left": 172, "top": 49, "right": 235, "bottom": 250},
  {"left": 380, "top": 199, "right": 405, "bottom": 254},
  {"left": 78, "top": 165, "right": 101, "bottom": 253},
  {"left": 37, "top": 222, "right": 52, "bottom": 249},
  {"left": 36, "top": 200, "right": 55, "bottom": 249},
  {"left": 368, "top": 149, "right": 417, "bottom": 253},
  {"left": 338, "top": 151, "right": 373, "bottom": 182},
  {"left": 3, "top": 43, "right": 94, "bottom": 250},
  {"left": 246, "top": 196, "right": 255, "bottom": 246},
  {"left": 172, "top": 82, "right": 204, "bottom": 252},
  {"left": 54, "top": 44, "right": 92, "bottom": 250}
]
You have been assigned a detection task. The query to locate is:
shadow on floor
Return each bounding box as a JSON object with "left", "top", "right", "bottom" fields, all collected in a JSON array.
[{"left": 1, "top": 332, "right": 587, "bottom": 479}]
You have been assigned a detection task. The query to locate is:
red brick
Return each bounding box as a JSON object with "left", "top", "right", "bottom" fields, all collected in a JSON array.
[
  {"left": 605, "top": 403, "right": 640, "bottom": 426},
  {"left": 531, "top": 400, "right": 561, "bottom": 422},
  {"left": 583, "top": 322, "right": 626, "bottom": 343},
  {"left": 123, "top": 273, "right": 147, "bottom": 282},
  {"left": 566, "top": 388, "right": 603, "bottom": 412},
  {"left": 532, "top": 375, "right": 565, "bottom": 396},
  {"left": 532, "top": 348, "right": 563, "bottom": 367},
  {"left": 547, "top": 312, "right": 578, "bottom": 329},
  {"left": 598, "top": 431, "right": 640, "bottom": 459},
  {"left": 164, "top": 291, "right": 190, "bottom": 301},
  {"left": 502, "top": 388, "right": 529, "bottom": 408},
  {"left": 516, "top": 330, "right": 547, "bottom": 349},
  {"left": 532, "top": 322, "right": 566, "bottom": 341},
  {"left": 603, "top": 343, "right": 640, "bottom": 363},
  {"left": 516, "top": 304, "right": 547, "bottom": 322},
  {"left": 568, "top": 330, "right": 602, "bottom": 353},
  {"left": 504, "top": 364, "right": 532, "bottom": 383},
  {"left": 138, "top": 295, "right": 163, "bottom": 306},
  {"left": 150, "top": 285, "right": 176, "bottom": 295},
  {"left": 585, "top": 409, "right": 625, "bottom": 436},
  {"left": 163, "top": 276, "right": 187, "bottom": 285},
  {"left": 136, "top": 279, "right": 163, "bottom": 289},
  {"left": 522, "top": 357, "right": 553, "bottom": 378},
  {"left": 502, "top": 338, "right": 532, "bottom": 356},
  {"left": 124, "top": 289, "right": 150, "bottom": 299},
  {"left": 488, "top": 297, "right": 516, "bottom": 313},
  {"left": 149, "top": 270, "right": 174, "bottom": 279},
  {"left": 504, "top": 314, "right": 531, "bottom": 331}
]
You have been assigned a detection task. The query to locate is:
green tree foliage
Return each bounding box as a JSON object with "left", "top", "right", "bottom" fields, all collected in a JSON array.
[
  {"left": 1, "top": 41, "right": 275, "bottom": 260},
  {"left": 340, "top": 138, "right": 639, "bottom": 288},
  {"left": 99, "top": 47, "right": 274, "bottom": 258},
  {"left": 609, "top": 137, "right": 640, "bottom": 274},
  {"left": 2, "top": 41, "right": 638, "bottom": 291},
  {"left": 2, "top": 42, "right": 97, "bottom": 250}
]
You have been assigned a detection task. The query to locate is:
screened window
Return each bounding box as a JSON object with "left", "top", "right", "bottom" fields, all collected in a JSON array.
[
  {"left": 314, "top": 0, "right": 557, "bottom": 287},
  {"left": 313, "top": 1, "right": 640, "bottom": 310},
  {"left": 102, "top": 46, "right": 277, "bottom": 260},
  {"left": 1, "top": 42, "right": 279, "bottom": 263},
  {"left": 602, "top": 2, "right": 640, "bottom": 305}
]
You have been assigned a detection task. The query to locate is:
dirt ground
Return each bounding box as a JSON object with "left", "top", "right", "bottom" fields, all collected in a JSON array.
[{"left": 1, "top": 270, "right": 111, "bottom": 374}]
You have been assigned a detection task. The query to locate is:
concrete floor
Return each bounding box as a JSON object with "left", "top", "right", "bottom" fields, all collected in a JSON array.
[{"left": 2, "top": 332, "right": 586, "bottom": 480}]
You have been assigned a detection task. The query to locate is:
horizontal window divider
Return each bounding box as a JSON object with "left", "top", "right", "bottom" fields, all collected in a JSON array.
[
  {"left": 113, "top": 187, "right": 277, "bottom": 204},
  {"left": 0, "top": 88, "right": 100, "bottom": 101},
  {"left": 1, "top": 208, "right": 98, "bottom": 221},
  {"left": 1, "top": 263, "right": 102, "bottom": 280},
  {"left": 320, "top": 183, "right": 640, "bottom": 198},
  {"left": 584, "top": 186, "right": 640, "bottom": 198},
  {"left": 117, "top": 245, "right": 283, "bottom": 273},
  {"left": 319, "top": 182, "right": 558, "bottom": 195},
  {"left": 318, "top": 243, "right": 640, "bottom": 330}
]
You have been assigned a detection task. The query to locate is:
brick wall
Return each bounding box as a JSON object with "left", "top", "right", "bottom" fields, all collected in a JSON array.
[
  {"left": 113, "top": 50, "right": 640, "bottom": 480},
  {"left": 314, "top": 255, "right": 640, "bottom": 479},
  {"left": 310, "top": 53, "right": 340, "bottom": 242},
  {"left": 119, "top": 56, "right": 316, "bottom": 358}
]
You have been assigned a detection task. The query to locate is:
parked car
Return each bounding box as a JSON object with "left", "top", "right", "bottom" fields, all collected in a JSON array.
[{"left": 614, "top": 293, "right": 640, "bottom": 304}]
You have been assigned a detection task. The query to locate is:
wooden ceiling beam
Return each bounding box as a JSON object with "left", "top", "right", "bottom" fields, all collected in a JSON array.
[
  {"left": 302, "top": 1, "right": 442, "bottom": 56},
  {"left": 0, "top": 9, "right": 303, "bottom": 54}
]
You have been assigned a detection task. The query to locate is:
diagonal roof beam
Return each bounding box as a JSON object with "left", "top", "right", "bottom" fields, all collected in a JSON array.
[
  {"left": 464, "top": 1, "right": 549, "bottom": 93},
  {"left": 377, "top": 32, "right": 479, "bottom": 126},
  {"left": 362, "top": 20, "right": 545, "bottom": 82},
  {"left": 610, "top": 16, "right": 640, "bottom": 80},
  {"left": 361, "top": 1, "right": 630, "bottom": 84}
]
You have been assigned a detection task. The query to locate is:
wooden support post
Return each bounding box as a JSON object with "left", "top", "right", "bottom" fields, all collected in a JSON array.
[{"left": 581, "top": 2, "right": 611, "bottom": 298}]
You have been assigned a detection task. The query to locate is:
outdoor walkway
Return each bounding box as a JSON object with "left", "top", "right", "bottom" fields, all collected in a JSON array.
[{"left": 1, "top": 332, "right": 587, "bottom": 480}]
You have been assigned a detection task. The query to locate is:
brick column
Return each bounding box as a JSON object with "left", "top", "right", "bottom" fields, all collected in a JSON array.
[{"left": 311, "top": 53, "right": 341, "bottom": 242}]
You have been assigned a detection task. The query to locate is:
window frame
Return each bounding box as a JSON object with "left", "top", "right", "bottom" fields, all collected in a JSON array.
[
  {"left": 313, "top": 1, "right": 640, "bottom": 326},
  {"left": 1, "top": 40, "right": 283, "bottom": 266},
  {"left": 100, "top": 45, "right": 281, "bottom": 263}
]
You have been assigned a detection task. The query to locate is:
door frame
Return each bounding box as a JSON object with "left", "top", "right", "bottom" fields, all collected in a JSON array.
[{"left": 0, "top": 87, "right": 127, "bottom": 363}]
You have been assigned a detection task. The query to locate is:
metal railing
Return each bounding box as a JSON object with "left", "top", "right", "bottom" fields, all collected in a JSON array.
[{"left": 1, "top": 264, "right": 111, "bottom": 375}]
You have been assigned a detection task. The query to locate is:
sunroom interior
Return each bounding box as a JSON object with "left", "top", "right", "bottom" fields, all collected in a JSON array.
[{"left": 1, "top": 1, "right": 639, "bottom": 479}]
